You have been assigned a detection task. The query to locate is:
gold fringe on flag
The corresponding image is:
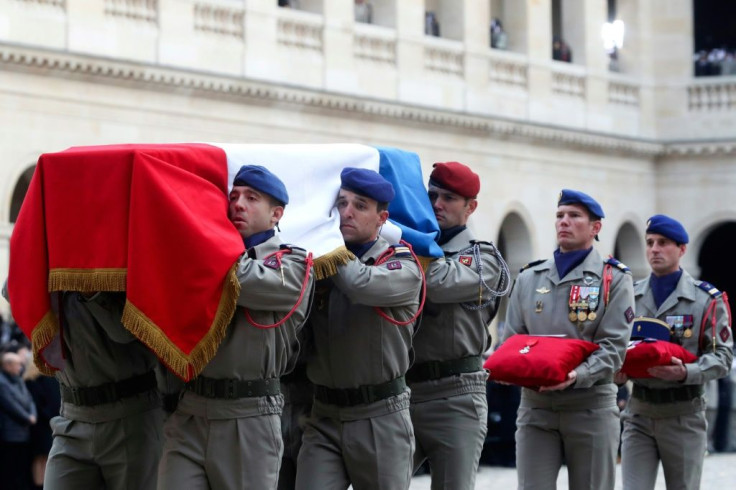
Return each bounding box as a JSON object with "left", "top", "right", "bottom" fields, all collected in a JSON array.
[
  {"left": 48, "top": 269, "right": 126, "bottom": 293},
  {"left": 31, "top": 310, "right": 60, "bottom": 376},
  {"left": 120, "top": 263, "right": 241, "bottom": 380},
  {"left": 312, "top": 246, "right": 355, "bottom": 280},
  {"left": 416, "top": 256, "right": 436, "bottom": 272}
]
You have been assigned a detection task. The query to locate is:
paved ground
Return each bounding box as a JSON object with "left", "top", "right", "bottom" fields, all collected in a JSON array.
[{"left": 407, "top": 452, "right": 736, "bottom": 489}]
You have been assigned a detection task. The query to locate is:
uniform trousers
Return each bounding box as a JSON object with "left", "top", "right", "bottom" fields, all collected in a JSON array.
[
  {"left": 158, "top": 409, "right": 283, "bottom": 490},
  {"left": 621, "top": 410, "right": 707, "bottom": 490},
  {"left": 278, "top": 382, "right": 313, "bottom": 490},
  {"left": 295, "top": 406, "right": 414, "bottom": 490},
  {"left": 410, "top": 392, "right": 487, "bottom": 490},
  {"left": 44, "top": 407, "right": 164, "bottom": 490},
  {"left": 516, "top": 405, "right": 620, "bottom": 490}
]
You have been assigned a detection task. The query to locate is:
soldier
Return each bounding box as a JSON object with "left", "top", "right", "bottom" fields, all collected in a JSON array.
[
  {"left": 1, "top": 284, "right": 164, "bottom": 490},
  {"left": 295, "top": 168, "right": 423, "bottom": 490},
  {"left": 618, "top": 215, "right": 733, "bottom": 490},
  {"left": 407, "top": 161, "right": 510, "bottom": 489},
  {"left": 157, "top": 165, "right": 314, "bottom": 490},
  {"left": 502, "top": 189, "right": 634, "bottom": 490}
]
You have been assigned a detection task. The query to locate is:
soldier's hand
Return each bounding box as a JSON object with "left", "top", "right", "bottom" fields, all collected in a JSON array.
[
  {"left": 647, "top": 356, "right": 687, "bottom": 381},
  {"left": 29, "top": 415, "right": 37, "bottom": 425},
  {"left": 614, "top": 371, "right": 628, "bottom": 385},
  {"left": 539, "top": 370, "right": 577, "bottom": 392}
]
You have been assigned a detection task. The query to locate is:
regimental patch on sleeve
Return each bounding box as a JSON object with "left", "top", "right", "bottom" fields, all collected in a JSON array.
[
  {"left": 263, "top": 257, "right": 280, "bottom": 269},
  {"left": 386, "top": 260, "right": 402, "bottom": 270},
  {"left": 721, "top": 326, "right": 731, "bottom": 343},
  {"left": 625, "top": 307, "right": 635, "bottom": 323},
  {"left": 459, "top": 256, "right": 473, "bottom": 267}
]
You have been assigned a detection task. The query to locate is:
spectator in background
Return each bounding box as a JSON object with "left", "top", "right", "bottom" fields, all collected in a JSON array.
[
  {"left": 425, "top": 11, "right": 440, "bottom": 37},
  {"left": 553, "top": 36, "right": 573, "bottom": 63},
  {"left": 0, "top": 351, "right": 37, "bottom": 490},
  {"left": 278, "top": 0, "right": 300, "bottom": 8},
  {"left": 24, "top": 361, "right": 61, "bottom": 490},
  {"left": 354, "top": 0, "right": 372, "bottom": 24},
  {"left": 491, "top": 18, "right": 508, "bottom": 50}
]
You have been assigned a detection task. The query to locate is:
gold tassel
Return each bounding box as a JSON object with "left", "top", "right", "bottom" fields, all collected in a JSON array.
[
  {"left": 48, "top": 269, "right": 126, "bottom": 292},
  {"left": 120, "top": 263, "right": 241, "bottom": 380},
  {"left": 416, "top": 256, "right": 436, "bottom": 272},
  {"left": 31, "top": 311, "right": 60, "bottom": 376},
  {"left": 312, "top": 247, "right": 355, "bottom": 280}
]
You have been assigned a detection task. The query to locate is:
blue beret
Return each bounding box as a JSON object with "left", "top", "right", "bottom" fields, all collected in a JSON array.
[
  {"left": 233, "top": 165, "right": 289, "bottom": 205},
  {"left": 646, "top": 214, "right": 689, "bottom": 244},
  {"left": 631, "top": 317, "right": 672, "bottom": 341},
  {"left": 340, "top": 167, "right": 395, "bottom": 203},
  {"left": 558, "top": 189, "right": 605, "bottom": 219}
]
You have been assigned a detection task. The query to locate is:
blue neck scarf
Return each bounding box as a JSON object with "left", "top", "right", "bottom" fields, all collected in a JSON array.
[
  {"left": 438, "top": 225, "right": 466, "bottom": 246},
  {"left": 244, "top": 229, "right": 275, "bottom": 250},
  {"left": 650, "top": 269, "right": 682, "bottom": 309},
  {"left": 347, "top": 239, "right": 378, "bottom": 259},
  {"left": 554, "top": 247, "right": 592, "bottom": 279}
]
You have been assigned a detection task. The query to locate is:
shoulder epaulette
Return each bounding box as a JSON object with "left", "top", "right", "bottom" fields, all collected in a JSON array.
[
  {"left": 390, "top": 244, "right": 412, "bottom": 257},
  {"left": 280, "top": 243, "right": 305, "bottom": 252},
  {"left": 605, "top": 257, "right": 631, "bottom": 274},
  {"left": 696, "top": 280, "right": 722, "bottom": 298},
  {"left": 519, "top": 259, "right": 545, "bottom": 274},
  {"left": 470, "top": 240, "right": 494, "bottom": 247}
]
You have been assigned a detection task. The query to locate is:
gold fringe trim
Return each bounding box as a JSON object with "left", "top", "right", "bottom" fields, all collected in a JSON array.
[
  {"left": 312, "top": 247, "right": 355, "bottom": 280},
  {"left": 49, "top": 268, "right": 126, "bottom": 292},
  {"left": 31, "top": 311, "right": 60, "bottom": 376},
  {"left": 416, "top": 256, "right": 436, "bottom": 272},
  {"left": 121, "top": 263, "right": 241, "bottom": 380}
]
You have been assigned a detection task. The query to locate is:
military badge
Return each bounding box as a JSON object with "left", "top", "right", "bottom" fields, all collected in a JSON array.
[
  {"left": 721, "top": 327, "right": 731, "bottom": 342},
  {"left": 386, "top": 260, "right": 402, "bottom": 270},
  {"left": 459, "top": 256, "right": 473, "bottom": 267},
  {"left": 536, "top": 287, "right": 550, "bottom": 294},
  {"left": 263, "top": 257, "right": 280, "bottom": 269},
  {"left": 625, "top": 307, "right": 635, "bottom": 323}
]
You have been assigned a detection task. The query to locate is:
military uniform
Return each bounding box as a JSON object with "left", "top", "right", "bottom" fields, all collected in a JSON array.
[
  {"left": 44, "top": 292, "right": 164, "bottom": 490},
  {"left": 407, "top": 229, "right": 508, "bottom": 489},
  {"left": 621, "top": 271, "right": 733, "bottom": 490},
  {"left": 295, "top": 237, "right": 422, "bottom": 490},
  {"left": 503, "top": 249, "right": 634, "bottom": 490},
  {"left": 158, "top": 235, "right": 314, "bottom": 490}
]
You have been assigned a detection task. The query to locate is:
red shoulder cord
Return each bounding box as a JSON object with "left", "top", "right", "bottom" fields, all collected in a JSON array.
[
  {"left": 372, "top": 240, "right": 426, "bottom": 327},
  {"left": 602, "top": 263, "right": 614, "bottom": 306},
  {"left": 243, "top": 249, "right": 314, "bottom": 329},
  {"left": 698, "top": 292, "right": 731, "bottom": 354}
]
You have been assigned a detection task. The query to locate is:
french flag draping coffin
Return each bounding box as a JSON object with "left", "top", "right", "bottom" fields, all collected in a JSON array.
[{"left": 8, "top": 143, "right": 442, "bottom": 380}]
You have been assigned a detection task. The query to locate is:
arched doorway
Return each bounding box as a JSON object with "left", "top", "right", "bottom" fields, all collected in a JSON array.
[
  {"left": 613, "top": 221, "right": 646, "bottom": 280},
  {"left": 10, "top": 166, "right": 35, "bottom": 223},
  {"left": 698, "top": 221, "right": 736, "bottom": 453}
]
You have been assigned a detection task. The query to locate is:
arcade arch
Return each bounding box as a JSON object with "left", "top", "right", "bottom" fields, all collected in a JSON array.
[{"left": 613, "top": 221, "right": 646, "bottom": 279}]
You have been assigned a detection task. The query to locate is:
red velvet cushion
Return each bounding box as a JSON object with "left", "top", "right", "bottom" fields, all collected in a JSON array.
[
  {"left": 484, "top": 335, "right": 600, "bottom": 388},
  {"left": 621, "top": 340, "right": 698, "bottom": 379}
]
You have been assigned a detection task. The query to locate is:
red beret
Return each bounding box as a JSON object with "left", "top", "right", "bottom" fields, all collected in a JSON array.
[{"left": 429, "top": 162, "right": 480, "bottom": 199}]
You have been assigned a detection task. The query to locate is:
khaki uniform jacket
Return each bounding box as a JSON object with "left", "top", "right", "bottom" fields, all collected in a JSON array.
[
  {"left": 411, "top": 228, "right": 504, "bottom": 401},
  {"left": 306, "top": 237, "right": 422, "bottom": 416},
  {"left": 53, "top": 292, "right": 160, "bottom": 423},
  {"left": 503, "top": 248, "right": 634, "bottom": 409},
  {"left": 629, "top": 269, "right": 733, "bottom": 418},
  {"left": 179, "top": 235, "right": 314, "bottom": 419}
]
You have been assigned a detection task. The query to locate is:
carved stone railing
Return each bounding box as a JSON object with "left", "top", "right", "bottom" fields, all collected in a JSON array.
[
  {"left": 488, "top": 50, "right": 528, "bottom": 89},
  {"left": 193, "top": 2, "right": 244, "bottom": 38},
  {"left": 353, "top": 23, "right": 396, "bottom": 65},
  {"left": 608, "top": 77, "right": 640, "bottom": 107},
  {"left": 551, "top": 63, "right": 586, "bottom": 98},
  {"left": 276, "top": 8, "right": 323, "bottom": 52},
  {"left": 104, "top": 0, "right": 158, "bottom": 23},
  {"left": 12, "top": 0, "right": 65, "bottom": 8},
  {"left": 688, "top": 78, "right": 736, "bottom": 111},
  {"left": 423, "top": 36, "right": 464, "bottom": 77}
]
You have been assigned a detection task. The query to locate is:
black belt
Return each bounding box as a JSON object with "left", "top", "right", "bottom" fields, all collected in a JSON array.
[
  {"left": 314, "top": 376, "right": 406, "bottom": 407},
  {"left": 185, "top": 376, "right": 280, "bottom": 399},
  {"left": 281, "top": 365, "right": 310, "bottom": 385},
  {"left": 61, "top": 371, "right": 156, "bottom": 407},
  {"left": 632, "top": 384, "right": 704, "bottom": 404},
  {"left": 405, "top": 356, "right": 483, "bottom": 383}
]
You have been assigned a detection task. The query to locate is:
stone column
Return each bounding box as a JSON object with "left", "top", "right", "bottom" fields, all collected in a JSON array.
[
  {"left": 322, "top": 0, "right": 358, "bottom": 93},
  {"left": 527, "top": 0, "right": 554, "bottom": 120},
  {"left": 396, "top": 0, "right": 427, "bottom": 105}
]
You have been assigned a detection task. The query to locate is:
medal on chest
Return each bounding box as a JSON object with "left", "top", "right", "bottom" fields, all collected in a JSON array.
[
  {"left": 665, "top": 315, "right": 694, "bottom": 341},
  {"left": 569, "top": 285, "right": 601, "bottom": 324}
]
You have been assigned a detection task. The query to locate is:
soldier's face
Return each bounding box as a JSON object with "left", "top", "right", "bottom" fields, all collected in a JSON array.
[
  {"left": 646, "top": 233, "right": 685, "bottom": 276},
  {"left": 555, "top": 204, "right": 601, "bottom": 252},
  {"left": 427, "top": 185, "right": 477, "bottom": 230},
  {"left": 336, "top": 189, "right": 388, "bottom": 245},
  {"left": 228, "top": 186, "right": 283, "bottom": 240}
]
